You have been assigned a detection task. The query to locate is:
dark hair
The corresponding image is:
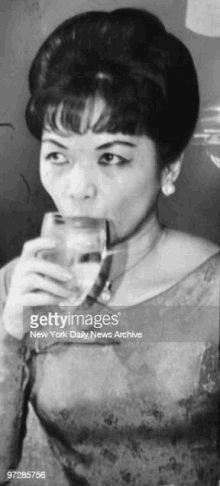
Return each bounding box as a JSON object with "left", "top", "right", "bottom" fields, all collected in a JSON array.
[{"left": 26, "top": 8, "right": 200, "bottom": 168}]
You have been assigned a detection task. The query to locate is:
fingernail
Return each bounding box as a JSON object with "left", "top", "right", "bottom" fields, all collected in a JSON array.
[
  {"left": 63, "top": 273, "right": 73, "bottom": 280},
  {"left": 44, "top": 241, "right": 56, "bottom": 248},
  {"left": 58, "top": 301, "right": 68, "bottom": 307}
]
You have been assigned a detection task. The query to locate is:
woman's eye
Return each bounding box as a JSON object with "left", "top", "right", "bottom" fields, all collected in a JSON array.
[
  {"left": 45, "top": 152, "right": 68, "bottom": 165},
  {"left": 99, "top": 153, "right": 130, "bottom": 166}
]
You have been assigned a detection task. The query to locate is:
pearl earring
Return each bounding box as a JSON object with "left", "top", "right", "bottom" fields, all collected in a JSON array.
[{"left": 162, "top": 183, "right": 176, "bottom": 196}]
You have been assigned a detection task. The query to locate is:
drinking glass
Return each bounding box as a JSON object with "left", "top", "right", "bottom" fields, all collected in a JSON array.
[{"left": 40, "top": 213, "right": 106, "bottom": 306}]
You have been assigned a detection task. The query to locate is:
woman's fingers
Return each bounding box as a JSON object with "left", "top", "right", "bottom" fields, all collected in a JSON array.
[
  {"left": 22, "top": 237, "right": 56, "bottom": 260},
  {"left": 3, "top": 237, "right": 82, "bottom": 340},
  {"left": 20, "top": 274, "right": 72, "bottom": 298},
  {"left": 20, "top": 292, "right": 63, "bottom": 307},
  {"left": 19, "top": 258, "right": 72, "bottom": 282},
  {"left": 22, "top": 237, "right": 56, "bottom": 255}
]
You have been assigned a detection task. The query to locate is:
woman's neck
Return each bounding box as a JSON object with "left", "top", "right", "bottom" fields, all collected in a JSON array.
[{"left": 106, "top": 215, "right": 165, "bottom": 282}]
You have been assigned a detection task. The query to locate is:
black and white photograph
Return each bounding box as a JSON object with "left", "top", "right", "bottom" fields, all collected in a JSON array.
[{"left": 0, "top": 1, "right": 220, "bottom": 485}]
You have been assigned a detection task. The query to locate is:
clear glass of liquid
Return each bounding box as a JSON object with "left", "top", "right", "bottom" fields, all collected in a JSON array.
[{"left": 40, "top": 213, "right": 106, "bottom": 306}]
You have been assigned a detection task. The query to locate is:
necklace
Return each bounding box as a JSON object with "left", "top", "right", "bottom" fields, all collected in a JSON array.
[{"left": 100, "top": 228, "right": 166, "bottom": 303}]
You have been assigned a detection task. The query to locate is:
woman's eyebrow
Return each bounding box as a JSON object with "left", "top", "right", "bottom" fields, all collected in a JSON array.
[
  {"left": 96, "top": 141, "right": 137, "bottom": 150},
  {"left": 42, "top": 138, "right": 67, "bottom": 149}
]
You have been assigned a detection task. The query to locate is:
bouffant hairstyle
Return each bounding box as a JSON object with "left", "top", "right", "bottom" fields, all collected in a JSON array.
[{"left": 26, "top": 8, "right": 200, "bottom": 168}]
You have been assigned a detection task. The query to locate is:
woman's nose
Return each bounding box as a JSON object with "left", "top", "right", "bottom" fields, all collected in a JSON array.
[{"left": 66, "top": 163, "right": 97, "bottom": 199}]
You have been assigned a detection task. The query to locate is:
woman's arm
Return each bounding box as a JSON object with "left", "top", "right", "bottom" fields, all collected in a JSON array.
[
  {"left": 0, "top": 239, "right": 73, "bottom": 483},
  {"left": 0, "top": 260, "right": 31, "bottom": 484}
]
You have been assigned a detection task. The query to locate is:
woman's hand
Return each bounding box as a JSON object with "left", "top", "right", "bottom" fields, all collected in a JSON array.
[{"left": 2, "top": 237, "right": 73, "bottom": 340}]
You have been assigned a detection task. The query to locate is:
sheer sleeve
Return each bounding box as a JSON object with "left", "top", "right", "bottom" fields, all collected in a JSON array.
[{"left": 0, "top": 260, "right": 31, "bottom": 484}]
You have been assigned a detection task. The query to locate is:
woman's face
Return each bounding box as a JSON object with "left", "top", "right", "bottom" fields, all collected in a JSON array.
[{"left": 40, "top": 111, "right": 162, "bottom": 244}]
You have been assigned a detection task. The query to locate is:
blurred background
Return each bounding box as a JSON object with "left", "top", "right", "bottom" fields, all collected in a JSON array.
[{"left": 0, "top": 0, "right": 220, "bottom": 266}]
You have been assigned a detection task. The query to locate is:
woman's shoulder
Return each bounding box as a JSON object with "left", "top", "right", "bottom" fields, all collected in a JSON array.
[
  {"left": 167, "top": 230, "right": 219, "bottom": 256},
  {"left": 160, "top": 230, "right": 220, "bottom": 283}
]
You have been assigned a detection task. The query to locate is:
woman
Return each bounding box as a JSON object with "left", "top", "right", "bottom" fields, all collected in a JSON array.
[{"left": 0, "top": 7, "right": 220, "bottom": 485}]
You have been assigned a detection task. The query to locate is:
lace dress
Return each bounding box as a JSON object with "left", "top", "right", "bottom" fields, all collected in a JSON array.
[{"left": 0, "top": 252, "right": 220, "bottom": 486}]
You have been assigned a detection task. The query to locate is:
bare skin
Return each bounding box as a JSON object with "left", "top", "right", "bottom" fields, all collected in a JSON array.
[{"left": 102, "top": 227, "right": 219, "bottom": 306}]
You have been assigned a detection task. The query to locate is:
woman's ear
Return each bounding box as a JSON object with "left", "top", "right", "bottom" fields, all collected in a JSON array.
[{"left": 161, "top": 153, "right": 184, "bottom": 196}]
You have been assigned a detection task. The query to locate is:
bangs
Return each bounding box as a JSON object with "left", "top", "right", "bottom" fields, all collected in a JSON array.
[
  {"left": 26, "top": 72, "right": 164, "bottom": 140},
  {"left": 44, "top": 95, "right": 128, "bottom": 136},
  {"left": 43, "top": 96, "right": 144, "bottom": 136}
]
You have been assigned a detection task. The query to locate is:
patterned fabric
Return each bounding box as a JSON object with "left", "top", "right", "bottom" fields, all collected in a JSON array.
[{"left": 0, "top": 253, "right": 220, "bottom": 486}]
